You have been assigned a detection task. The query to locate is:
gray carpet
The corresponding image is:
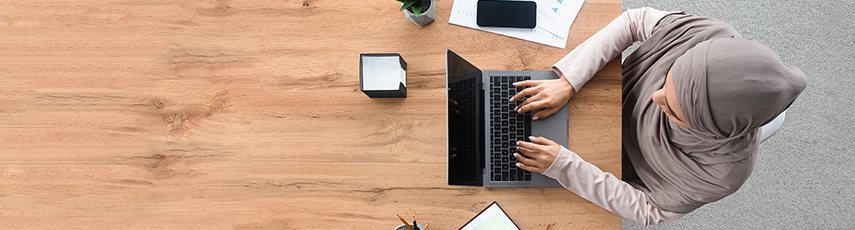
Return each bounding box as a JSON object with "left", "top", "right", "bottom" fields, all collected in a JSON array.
[{"left": 617, "top": 1, "right": 855, "bottom": 229}]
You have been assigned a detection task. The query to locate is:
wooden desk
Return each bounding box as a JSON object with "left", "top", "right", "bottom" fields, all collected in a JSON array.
[{"left": 0, "top": 0, "right": 621, "bottom": 229}]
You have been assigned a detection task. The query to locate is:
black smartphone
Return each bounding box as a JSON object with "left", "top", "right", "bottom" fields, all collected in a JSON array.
[{"left": 476, "top": 0, "right": 537, "bottom": 29}]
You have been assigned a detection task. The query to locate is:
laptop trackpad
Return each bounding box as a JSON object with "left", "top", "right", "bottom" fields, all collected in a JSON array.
[{"left": 530, "top": 104, "right": 569, "bottom": 147}]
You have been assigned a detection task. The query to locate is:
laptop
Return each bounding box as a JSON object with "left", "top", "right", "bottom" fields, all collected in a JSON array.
[{"left": 446, "top": 49, "right": 567, "bottom": 187}]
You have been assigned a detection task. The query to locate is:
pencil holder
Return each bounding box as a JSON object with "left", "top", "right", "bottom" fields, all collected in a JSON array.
[{"left": 395, "top": 223, "right": 425, "bottom": 230}]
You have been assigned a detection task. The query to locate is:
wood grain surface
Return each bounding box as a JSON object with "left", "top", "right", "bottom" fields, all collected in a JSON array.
[{"left": 0, "top": 0, "right": 621, "bottom": 229}]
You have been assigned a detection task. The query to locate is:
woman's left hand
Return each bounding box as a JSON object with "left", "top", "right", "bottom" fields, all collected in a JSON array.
[{"left": 514, "top": 136, "right": 561, "bottom": 174}]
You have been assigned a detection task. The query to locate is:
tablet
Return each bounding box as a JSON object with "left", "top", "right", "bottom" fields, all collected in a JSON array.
[{"left": 459, "top": 201, "right": 520, "bottom": 230}]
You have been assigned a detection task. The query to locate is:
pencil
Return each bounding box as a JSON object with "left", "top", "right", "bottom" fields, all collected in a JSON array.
[
  {"left": 423, "top": 223, "right": 430, "bottom": 230},
  {"left": 397, "top": 214, "right": 414, "bottom": 230}
]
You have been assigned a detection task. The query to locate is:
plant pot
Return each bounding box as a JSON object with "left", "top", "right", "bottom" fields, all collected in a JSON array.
[{"left": 403, "top": 1, "right": 435, "bottom": 27}]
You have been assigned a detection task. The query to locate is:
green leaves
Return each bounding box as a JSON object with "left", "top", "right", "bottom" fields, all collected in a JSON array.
[
  {"left": 413, "top": 5, "right": 421, "bottom": 17},
  {"left": 397, "top": 0, "right": 433, "bottom": 17},
  {"left": 400, "top": 0, "right": 416, "bottom": 11}
]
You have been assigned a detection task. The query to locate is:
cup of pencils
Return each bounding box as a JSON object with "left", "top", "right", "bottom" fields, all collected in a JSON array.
[
  {"left": 396, "top": 214, "right": 428, "bottom": 230},
  {"left": 395, "top": 223, "right": 425, "bottom": 230}
]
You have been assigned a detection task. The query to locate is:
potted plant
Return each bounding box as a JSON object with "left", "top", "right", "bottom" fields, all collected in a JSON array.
[{"left": 397, "top": 0, "right": 436, "bottom": 27}]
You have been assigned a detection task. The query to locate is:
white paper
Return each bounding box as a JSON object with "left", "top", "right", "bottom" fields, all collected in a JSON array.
[
  {"left": 536, "top": 0, "right": 586, "bottom": 39},
  {"left": 362, "top": 56, "right": 406, "bottom": 90},
  {"left": 449, "top": 0, "right": 585, "bottom": 49}
]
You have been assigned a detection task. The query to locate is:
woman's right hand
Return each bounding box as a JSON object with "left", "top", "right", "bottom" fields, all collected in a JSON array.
[{"left": 509, "top": 78, "right": 576, "bottom": 120}]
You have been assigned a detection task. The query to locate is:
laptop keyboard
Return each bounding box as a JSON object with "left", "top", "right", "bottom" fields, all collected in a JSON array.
[{"left": 489, "top": 76, "right": 532, "bottom": 182}]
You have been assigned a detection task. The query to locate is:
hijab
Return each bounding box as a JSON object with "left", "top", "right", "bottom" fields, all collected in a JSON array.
[{"left": 621, "top": 13, "right": 807, "bottom": 213}]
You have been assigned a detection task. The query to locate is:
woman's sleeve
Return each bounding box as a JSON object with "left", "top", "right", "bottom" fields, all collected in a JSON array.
[
  {"left": 553, "top": 7, "right": 679, "bottom": 93},
  {"left": 542, "top": 147, "right": 685, "bottom": 226}
]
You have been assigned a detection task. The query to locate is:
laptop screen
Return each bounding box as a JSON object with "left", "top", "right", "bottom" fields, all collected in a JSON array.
[{"left": 446, "top": 50, "right": 484, "bottom": 186}]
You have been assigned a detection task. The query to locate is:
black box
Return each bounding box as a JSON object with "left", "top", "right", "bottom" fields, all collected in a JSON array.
[{"left": 359, "top": 53, "right": 407, "bottom": 98}]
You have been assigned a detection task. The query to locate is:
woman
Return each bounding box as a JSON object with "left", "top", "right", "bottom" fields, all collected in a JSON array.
[{"left": 508, "top": 7, "right": 807, "bottom": 226}]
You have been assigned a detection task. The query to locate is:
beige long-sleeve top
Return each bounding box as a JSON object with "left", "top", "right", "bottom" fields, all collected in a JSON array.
[{"left": 543, "top": 7, "right": 685, "bottom": 226}]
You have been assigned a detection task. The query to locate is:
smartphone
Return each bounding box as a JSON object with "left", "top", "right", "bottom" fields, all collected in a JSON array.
[{"left": 476, "top": 0, "right": 537, "bottom": 29}]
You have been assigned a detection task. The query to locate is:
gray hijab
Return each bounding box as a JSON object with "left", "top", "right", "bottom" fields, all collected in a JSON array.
[{"left": 622, "top": 14, "right": 807, "bottom": 213}]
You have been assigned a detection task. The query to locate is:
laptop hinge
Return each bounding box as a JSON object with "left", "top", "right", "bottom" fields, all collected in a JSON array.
[{"left": 479, "top": 85, "right": 486, "bottom": 172}]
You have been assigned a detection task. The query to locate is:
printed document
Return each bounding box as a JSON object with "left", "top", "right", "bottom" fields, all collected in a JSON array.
[{"left": 449, "top": 0, "right": 585, "bottom": 49}]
